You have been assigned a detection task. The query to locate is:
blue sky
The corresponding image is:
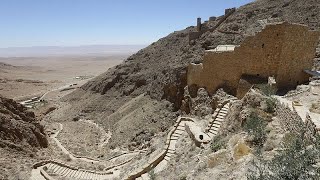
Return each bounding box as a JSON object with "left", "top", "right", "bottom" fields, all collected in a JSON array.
[{"left": 0, "top": 0, "right": 253, "bottom": 48}]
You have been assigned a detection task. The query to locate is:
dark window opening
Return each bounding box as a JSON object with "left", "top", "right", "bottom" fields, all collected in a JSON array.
[
  {"left": 199, "top": 135, "right": 203, "bottom": 140},
  {"left": 262, "top": 43, "right": 265, "bottom": 48}
]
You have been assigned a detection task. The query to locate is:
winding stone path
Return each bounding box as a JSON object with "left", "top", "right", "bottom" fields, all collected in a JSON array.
[
  {"left": 31, "top": 122, "right": 143, "bottom": 180},
  {"left": 31, "top": 97, "right": 236, "bottom": 180},
  {"left": 32, "top": 160, "right": 123, "bottom": 180}
]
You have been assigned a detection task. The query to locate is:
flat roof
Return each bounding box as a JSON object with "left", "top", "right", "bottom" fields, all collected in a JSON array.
[{"left": 206, "top": 45, "right": 239, "bottom": 53}]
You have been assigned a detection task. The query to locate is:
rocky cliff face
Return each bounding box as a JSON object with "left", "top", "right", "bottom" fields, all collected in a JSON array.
[{"left": 0, "top": 96, "right": 48, "bottom": 148}]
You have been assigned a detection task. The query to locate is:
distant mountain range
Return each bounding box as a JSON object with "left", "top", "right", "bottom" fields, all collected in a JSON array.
[{"left": 0, "top": 45, "right": 146, "bottom": 57}]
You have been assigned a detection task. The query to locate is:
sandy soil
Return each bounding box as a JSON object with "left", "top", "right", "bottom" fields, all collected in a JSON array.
[{"left": 0, "top": 55, "right": 125, "bottom": 100}]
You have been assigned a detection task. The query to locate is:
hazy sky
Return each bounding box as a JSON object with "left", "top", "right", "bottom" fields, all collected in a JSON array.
[{"left": 0, "top": 0, "right": 253, "bottom": 48}]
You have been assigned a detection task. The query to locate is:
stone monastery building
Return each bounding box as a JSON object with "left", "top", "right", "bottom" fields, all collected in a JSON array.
[{"left": 187, "top": 22, "right": 320, "bottom": 97}]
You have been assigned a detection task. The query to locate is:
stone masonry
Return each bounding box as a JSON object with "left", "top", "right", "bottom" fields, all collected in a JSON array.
[{"left": 188, "top": 23, "right": 320, "bottom": 97}]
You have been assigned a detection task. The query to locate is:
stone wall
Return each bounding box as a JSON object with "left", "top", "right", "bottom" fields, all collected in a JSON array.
[
  {"left": 276, "top": 102, "right": 318, "bottom": 140},
  {"left": 188, "top": 8, "right": 236, "bottom": 42},
  {"left": 188, "top": 23, "right": 320, "bottom": 96},
  {"left": 276, "top": 102, "right": 305, "bottom": 133}
]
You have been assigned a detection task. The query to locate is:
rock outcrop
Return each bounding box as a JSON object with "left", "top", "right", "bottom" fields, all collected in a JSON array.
[{"left": 0, "top": 96, "right": 48, "bottom": 148}]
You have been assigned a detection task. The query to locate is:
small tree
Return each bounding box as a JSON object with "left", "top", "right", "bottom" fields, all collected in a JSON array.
[
  {"left": 210, "top": 135, "right": 226, "bottom": 152},
  {"left": 248, "top": 133, "right": 320, "bottom": 180},
  {"left": 265, "top": 98, "right": 276, "bottom": 113},
  {"left": 255, "top": 84, "right": 277, "bottom": 97},
  {"left": 243, "top": 112, "right": 268, "bottom": 148}
]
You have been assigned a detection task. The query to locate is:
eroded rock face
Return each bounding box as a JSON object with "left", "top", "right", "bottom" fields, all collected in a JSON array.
[
  {"left": 0, "top": 96, "right": 48, "bottom": 148},
  {"left": 191, "top": 88, "right": 213, "bottom": 117}
]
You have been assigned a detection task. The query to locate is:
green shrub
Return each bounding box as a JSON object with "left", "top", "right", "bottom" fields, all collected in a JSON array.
[
  {"left": 265, "top": 98, "right": 276, "bottom": 113},
  {"left": 248, "top": 133, "right": 320, "bottom": 180},
  {"left": 149, "top": 170, "right": 156, "bottom": 180},
  {"left": 255, "top": 84, "right": 277, "bottom": 96},
  {"left": 210, "top": 135, "right": 226, "bottom": 152},
  {"left": 243, "top": 112, "right": 267, "bottom": 148}
]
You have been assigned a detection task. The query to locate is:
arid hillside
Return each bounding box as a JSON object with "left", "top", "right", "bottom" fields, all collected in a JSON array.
[{"left": 58, "top": 0, "right": 320, "bottom": 150}]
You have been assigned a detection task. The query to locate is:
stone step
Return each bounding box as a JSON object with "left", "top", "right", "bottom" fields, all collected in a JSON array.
[
  {"left": 83, "top": 172, "right": 90, "bottom": 179},
  {"left": 170, "top": 137, "right": 179, "bottom": 141},
  {"left": 70, "top": 170, "right": 77, "bottom": 178},
  {"left": 88, "top": 172, "right": 93, "bottom": 179},
  {"left": 66, "top": 169, "right": 73, "bottom": 177},
  {"left": 93, "top": 173, "right": 97, "bottom": 180},
  {"left": 62, "top": 168, "right": 69, "bottom": 176},
  {"left": 77, "top": 171, "right": 84, "bottom": 179},
  {"left": 61, "top": 168, "right": 69, "bottom": 176},
  {"left": 51, "top": 164, "right": 59, "bottom": 173},
  {"left": 171, "top": 134, "right": 181, "bottom": 139},
  {"left": 65, "top": 168, "right": 73, "bottom": 177},
  {"left": 210, "top": 126, "right": 219, "bottom": 131},
  {"left": 176, "top": 126, "right": 184, "bottom": 131},
  {"left": 218, "top": 111, "right": 227, "bottom": 115},
  {"left": 56, "top": 166, "right": 64, "bottom": 174},
  {"left": 164, "top": 156, "right": 171, "bottom": 161},
  {"left": 217, "top": 115, "right": 226, "bottom": 119},
  {"left": 211, "top": 123, "right": 220, "bottom": 128},
  {"left": 165, "top": 152, "right": 174, "bottom": 157},
  {"left": 47, "top": 163, "right": 54, "bottom": 170},
  {"left": 167, "top": 149, "right": 175, "bottom": 154},
  {"left": 71, "top": 170, "right": 78, "bottom": 178},
  {"left": 207, "top": 132, "right": 216, "bottom": 138},
  {"left": 214, "top": 119, "right": 223, "bottom": 123},
  {"left": 209, "top": 128, "right": 218, "bottom": 133},
  {"left": 96, "top": 173, "right": 100, "bottom": 180},
  {"left": 209, "top": 129, "right": 218, "bottom": 134},
  {"left": 221, "top": 107, "right": 229, "bottom": 111},
  {"left": 81, "top": 171, "right": 88, "bottom": 179},
  {"left": 167, "top": 150, "right": 175, "bottom": 155},
  {"left": 73, "top": 170, "right": 81, "bottom": 178},
  {"left": 174, "top": 129, "right": 184, "bottom": 135},
  {"left": 172, "top": 131, "right": 182, "bottom": 135}
]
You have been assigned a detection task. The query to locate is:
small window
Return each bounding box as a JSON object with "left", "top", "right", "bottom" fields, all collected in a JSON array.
[
  {"left": 199, "top": 135, "right": 203, "bottom": 140},
  {"left": 262, "top": 44, "right": 265, "bottom": 48}
]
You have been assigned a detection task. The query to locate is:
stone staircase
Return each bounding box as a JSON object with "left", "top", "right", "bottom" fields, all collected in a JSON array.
[
  {"left": 205, "top": 101, "right": 229, "bottom": 138},
  {"left": 205, "top": 97, "right": 237, "bottom": 139},
  {"left": 126, "top": 97, "right": 238, "bottom": 179},
  {"left": 125, "top": 117, "right": 194, "bottom": 180},
  {"left": 32, "top": 157, "right": 133, "bottom": 180},
  {"left": 32, "top": 98, "right": 237, "bottom": 180},
  {"left": 44, "top": 163, "right": 112, "bottom": 180}
]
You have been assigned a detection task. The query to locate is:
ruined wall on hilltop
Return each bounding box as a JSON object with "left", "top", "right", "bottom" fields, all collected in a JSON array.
[{"left": 187, "top": 23, "right": 320, "bottom": 96}]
